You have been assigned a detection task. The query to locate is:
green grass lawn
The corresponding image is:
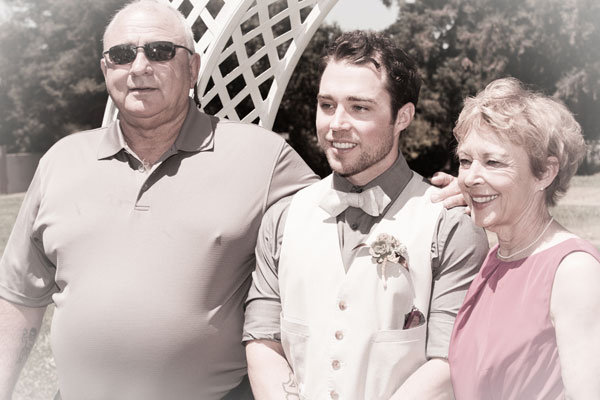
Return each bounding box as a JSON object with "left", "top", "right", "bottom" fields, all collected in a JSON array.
[
  {"left": 550, "top": 173, "right": 600, "bottom": 249},
  {"left": 0, "top": 173, "right": 598, "bottom": 399},
  {"left": 0, "top": 193, "right": 26, "bottom": 252}
]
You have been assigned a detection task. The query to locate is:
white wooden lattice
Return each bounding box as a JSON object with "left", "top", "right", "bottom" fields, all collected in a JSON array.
[{"left": 102, "top": 0, "right": 339, "bottom": 129}]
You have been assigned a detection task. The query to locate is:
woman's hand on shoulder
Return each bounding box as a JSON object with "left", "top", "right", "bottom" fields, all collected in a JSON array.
[{"left": 551, "top": 250, "right": 600, "bottom": 399}]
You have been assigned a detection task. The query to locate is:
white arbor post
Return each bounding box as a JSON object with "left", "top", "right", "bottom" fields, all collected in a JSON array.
[{"left": 102, "top": 0, "right": 339, "bottom": 129}]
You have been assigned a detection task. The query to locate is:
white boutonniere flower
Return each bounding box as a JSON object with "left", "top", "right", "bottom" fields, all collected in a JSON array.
[{"left": 363, "top": 233, "right": 409, "bottom": 289}]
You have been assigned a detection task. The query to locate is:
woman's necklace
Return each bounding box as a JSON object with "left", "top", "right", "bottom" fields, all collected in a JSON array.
[{"left": 497, "top": 217, "right": 554, "bottom": 261}]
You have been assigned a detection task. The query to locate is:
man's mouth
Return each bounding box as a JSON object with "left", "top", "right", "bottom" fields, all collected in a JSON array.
[
  {"left": 331, "top": 142, "right": 356, "bottom": 150},
  {"left": 129, "top": 87, "right": 155, "bottom": 92}
]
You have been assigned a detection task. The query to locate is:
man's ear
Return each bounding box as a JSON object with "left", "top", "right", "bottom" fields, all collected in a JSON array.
[
  {"left": 100, "top": 58, "right": 107, "bottom": 79},
  {"left": 189, "top": 53, "right": 201, "bottom": 88},
  {"left": 394, "top": 102, "right": 415, "bottom": 135}
]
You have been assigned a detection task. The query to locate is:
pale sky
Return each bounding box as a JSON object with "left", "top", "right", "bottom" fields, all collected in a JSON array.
[
  {"left": 0, "top": 1, "right": 400, "bottom": 31},
  {"left": 0, "top": 1, "right": 8, "bottom": 23},
  {"left": 324, "top": 0, "right": 400, "bottom": 31}
]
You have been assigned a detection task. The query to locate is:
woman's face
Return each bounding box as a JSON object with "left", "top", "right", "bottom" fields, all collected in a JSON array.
[{"left": 456, "top": 128, "right": 545, "bottom": 233}]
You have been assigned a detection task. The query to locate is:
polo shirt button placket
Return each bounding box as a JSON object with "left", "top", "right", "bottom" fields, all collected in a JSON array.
[{"left": 135, "top": 181, "right": 151, "bottom": 211}]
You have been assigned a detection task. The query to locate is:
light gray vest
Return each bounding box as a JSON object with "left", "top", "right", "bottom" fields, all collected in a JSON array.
[{"left": 279, "top": 173, "right": 444, "bottom": 399}]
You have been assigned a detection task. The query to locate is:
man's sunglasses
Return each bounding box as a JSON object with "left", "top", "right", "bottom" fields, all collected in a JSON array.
[{"left": 103, "top": 41, "right": 194, "bottom": 65}]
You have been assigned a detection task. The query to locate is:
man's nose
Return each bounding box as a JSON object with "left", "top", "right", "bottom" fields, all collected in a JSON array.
[
  {"left": 330, "top": 107, "right": 350, "bottom": 131},
  {"left": 130, "top": 48, "right": 153, "bottom": 75}
]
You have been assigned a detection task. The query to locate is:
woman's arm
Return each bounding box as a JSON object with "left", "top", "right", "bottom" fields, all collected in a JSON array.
[{"left": 551, "top": 251, "right": 600, "bottom": 399}]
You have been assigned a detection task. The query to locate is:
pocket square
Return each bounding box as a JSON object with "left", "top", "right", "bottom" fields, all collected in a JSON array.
[{"left": 403, "top": 306, "right": 425, "bottom": 329}]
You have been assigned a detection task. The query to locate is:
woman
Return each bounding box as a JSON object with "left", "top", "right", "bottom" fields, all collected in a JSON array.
[{"left": 448, "top": 77, "right": 600, "bottom": 399}]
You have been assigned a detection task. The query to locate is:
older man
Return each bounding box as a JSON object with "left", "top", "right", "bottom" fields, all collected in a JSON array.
[
  {"left": 0, "top": 1, "right": 316, "bottom": 399},
  {"left": 243, "top": 31, "right": 489, "bottom": 399}
]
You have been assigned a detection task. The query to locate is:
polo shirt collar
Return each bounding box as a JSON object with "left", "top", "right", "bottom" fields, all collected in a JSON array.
[
  {"left": 332, "top": 151, "right": 413, "bottom": 203},
  {"left": 97, "top": 121, "right": 122, "bottom": 160},
  {"left": 97, "top": 98, "right": 215, "bottom": 160},
  {"left": 173, "top": 98, "right": 215, "bottom": 153}
]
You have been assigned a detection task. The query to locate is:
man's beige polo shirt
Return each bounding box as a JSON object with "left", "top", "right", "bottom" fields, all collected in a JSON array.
[{"left": 0, "top": 100, "right": 317, "bottom": 400}]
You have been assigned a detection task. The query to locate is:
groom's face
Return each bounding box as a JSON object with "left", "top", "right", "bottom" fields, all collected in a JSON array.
[{"left": 316, "top": 60, "right": 401, "bottom": 186}]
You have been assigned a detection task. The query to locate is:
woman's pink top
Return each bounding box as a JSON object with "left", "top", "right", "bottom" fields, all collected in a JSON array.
[{"left": 449, "top": 238, "right": 600, "bottom": 400}]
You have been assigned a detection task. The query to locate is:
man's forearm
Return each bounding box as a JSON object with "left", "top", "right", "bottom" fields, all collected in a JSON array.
[
  {"left": 0, "top": 299, "right": 46, "bottom": 400},
  {"left": 246, "top": 339, "right": 299, "bottom": 400},
  {"left": 390, "top": 358, "right": 454, "bottom": 400}
]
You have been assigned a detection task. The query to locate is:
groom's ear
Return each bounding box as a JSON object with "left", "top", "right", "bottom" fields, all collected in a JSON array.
[{"left": 393, "top": 103, "right": 415, "bottom": 137}]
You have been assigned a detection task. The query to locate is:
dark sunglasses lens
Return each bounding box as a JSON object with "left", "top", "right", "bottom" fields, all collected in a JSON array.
[
  {"left": 145, "top": 41, "right": 176, "bottom": 61},
  {"left": 108, "top": 45, "right": 136, "bottom": 65}
]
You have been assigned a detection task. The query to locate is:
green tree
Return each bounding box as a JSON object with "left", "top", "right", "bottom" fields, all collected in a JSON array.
[
  {"left": 386, "top": 0, "right": 600, "bottom": 174},
  {"left": 0, "top": 0, "right": 126, "bottom": 152}
]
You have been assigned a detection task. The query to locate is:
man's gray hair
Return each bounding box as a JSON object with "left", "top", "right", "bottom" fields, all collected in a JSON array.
[{"left": 103, "top": 0, "right": 196, "bottom": 51}]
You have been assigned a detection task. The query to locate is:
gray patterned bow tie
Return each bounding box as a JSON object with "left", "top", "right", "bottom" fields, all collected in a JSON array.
[{"left": 319, "top": 186, "right": 391, "bottom": 217}]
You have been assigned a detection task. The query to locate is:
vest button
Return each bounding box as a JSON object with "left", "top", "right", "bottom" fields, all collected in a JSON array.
[
  {"left": 335, "top": 330, "right": 344, "bottom": 340},
  {"left": 332, "top": 360, "right": 341, "bottom": 370},
  {"left": 338, "top": 301, "right": 347, "bottom": 311},
  {"left": 330, "top": 390, "right": 339, "bottom": 399}
]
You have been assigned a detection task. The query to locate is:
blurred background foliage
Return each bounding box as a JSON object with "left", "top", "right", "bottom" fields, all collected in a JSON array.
[{"left": 0, "top": 0, "right": 598, "bottom": 178}]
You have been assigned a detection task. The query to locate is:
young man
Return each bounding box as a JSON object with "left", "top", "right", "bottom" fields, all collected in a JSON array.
[
  {"left": 243, "top": 31, "right": 489, "bottom": 399},
  {"left": 0, "top": 1, "right": 316, "bottom": 399}
]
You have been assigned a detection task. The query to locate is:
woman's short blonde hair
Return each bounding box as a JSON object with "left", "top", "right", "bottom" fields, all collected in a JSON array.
[{"left": 454, "top": 77, "right": 586, "bottom": 206}]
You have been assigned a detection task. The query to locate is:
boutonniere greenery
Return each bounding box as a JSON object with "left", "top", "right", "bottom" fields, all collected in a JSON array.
[{"left": 356, "top": 233, "right": 409, "bottom": 289}]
